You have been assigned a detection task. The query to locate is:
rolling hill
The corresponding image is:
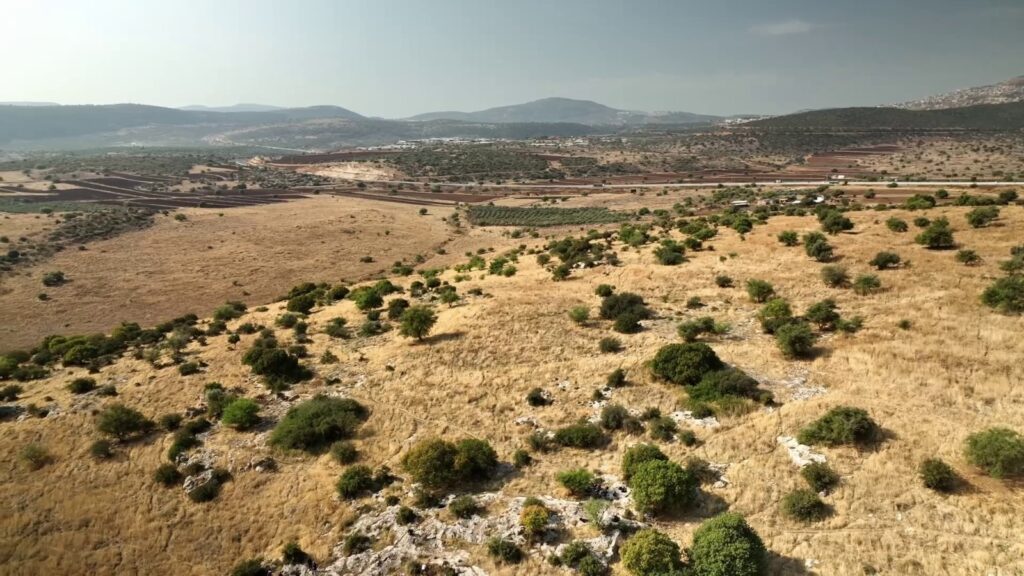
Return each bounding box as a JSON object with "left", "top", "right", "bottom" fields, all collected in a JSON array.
[
  {"left": 408, "top": 97, "right": 720, "bottom": 125},
  {"left": 749, "top": 101, "right": 1024, "bottom": 130},
  {"left": 896, "top": 75, "right": 1024, "bottom": 110}
]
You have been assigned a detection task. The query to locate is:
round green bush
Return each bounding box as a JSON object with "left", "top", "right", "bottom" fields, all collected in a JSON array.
[
  {"left": 919, "top": 458, "right": 958, "bottom": 492},
  {"left": 68, "top": 377, "right": 97, "bottom": 394},
  {"left": 965, "top": 427, "right": 1024, "bottom": 479},
  {"left": 820, "top": 265, "right": 849, "bottom": 288},
  {"left": 689, "top": 513, "right": 767, "bottom": 576},
  {"left": 153, "top": 463, "right": 182, "bottom": 487},
  {"left": 453, "top": 438, "right": 498, "bottom": 482},
  {"left": 981, "top": 276, "right": 1024, "bottom": 315},
  {"left": 598, "top": 337, "right": 622, "bottom": 353},
  {"left": 330, "top": 441, "right": 359, "bottom": 465},
  {"left": 97, "top": 404, "right": 154, "bottom": 440},
  {"left": 221, "top": 397, "right": 260, "bottom": 430},
  {"left": 486, "top": 537, "right": 523, "bottom": 565},
  {"left": 402, "top": 438, "right": 458, "bottom": 489},
  {"left": 651, "top": 343, "right": 724, "bottom": 386},
  {"left": 745, "top": 279, "right": 775, "bottom": 303},
  {"left": 629, "top": 459, "right": 698, "bottom": 515},
  {"left": 800, "top": 462, "right": 839, "bottom": 493},
  {"left": 781, "top": 488, "right": 830, "bottom": 522},
  {"left": 618, "top": 440, "right": 667, "bottom": 477},
  {"left": 798, "top": 406, "right": 879, "bottom": 446},
  {"left": 553, "top": 423, "right": 607, "bottom": 449},
  {"left": 269, "top": 395, "right": 368, "bottom": 452},
  {"left": 448, "top": 495, "right": 481, "bottom": 518},
  {"left": 336, "top": 465, "right": 375, "bottom": 499},
  {"left": 757, "top": 298, "right": 792, "bottom": 334},
  {"left": 774, "top": 321, "right": 817, "bottom": 358},
  {"left": 621, "top": 529, "right": 683, "bottom": 576},
  {"left": 557, "top": 468, "right": 598, "bottom": 498}
]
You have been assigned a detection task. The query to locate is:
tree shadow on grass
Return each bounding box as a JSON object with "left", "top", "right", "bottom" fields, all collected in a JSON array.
[
  {"left": 768, "top": 551, "right": 814, "bottom": 575},
  {"left": 421, "top": 331, "right": 466, "bottom": 345}
]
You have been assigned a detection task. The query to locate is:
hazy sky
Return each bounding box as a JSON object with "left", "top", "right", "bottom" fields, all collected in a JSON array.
[{"left": 3, "top": 0, "right": 1022, "bottom": 117}]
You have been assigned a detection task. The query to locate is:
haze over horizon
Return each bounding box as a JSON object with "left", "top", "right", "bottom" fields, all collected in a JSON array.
[{"left": 3, "top": 0, "right": 1023, "bottom": 118}]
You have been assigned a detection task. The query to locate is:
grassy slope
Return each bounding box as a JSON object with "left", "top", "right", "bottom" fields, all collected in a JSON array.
[{"left": 1, "top": 205, "right": 1023, "bottom": 574}]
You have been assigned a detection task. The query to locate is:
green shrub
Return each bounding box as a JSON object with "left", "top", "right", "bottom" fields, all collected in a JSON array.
[
  {"left": 801, "top": 462, "right": 839, "bottom": 493},
  {"left": 622, "top": 443, "right": 668, "bottom": 480},
  {"left": 242, "top": 343, "right": 312, "bottom": 391},
  {"left": 606, "top": 368, "right": 627, "bottom": 388},
  {"left": 569, "top": 306, "right": 590, "bottom": 325},
  {"left": 966, "top": 206, "right": 999, "bottom": 228},
  {"left": 869, "top": 251, "right": 901, "bottom": 270},
  {"left": 281, "top": 541, "right": 312, "bottom": 566},
  {"left": 453, "top": 438, "right": 498, "bottom": 482},
  {"left": 402, "top": 438, "right": 458, "bottom": 489},
  {"left": 965, "top": 427, "right": 1024, "bottom": 478},
  {"left": 598, "top": 337, "right": 622, "bottom": 353},
  {"left": 798, "top": 406, "right": 880, "bottom": 446},
  {"left": 714, "top": 274, "right": 733, "bottom": 288},
  {"left": 651, "top": 343, "right": 723, "bottom": 386},
  {"left": 557, "top": 468, "right": 598, "bottom": 498},
  {"left": 97, "top": 404, "right": 154, "bottom": 440},
  {"left": 68, "top": 377, "right": 97, "bottom": 394},
  {"left": 221, "top": 398, "right": 260, "bottom": 430},
  {"left": 520, "top": 504, "right": 550, "bottom": 540},
  {"left": 449, "top": 495, "right": 481, "bottom": 518},
  {"left": 90, "top": 439, "right": 114, "bottom": 460},
  {"left": 395, "top": 505, "right": 418, "bottom": 525},
  {"left": 820, "top": 265, "right": 849, "bottom": 288},
  {"left": 19, "top": 442, "right": 52, "bottom": 470},
  {"left": 595, "top": 284, "right": 615, "bottom": 297},
  {"left": 689, "top": 513, "right": 768, "bottom": 576},
  {"left": 774, "top": 321, "right": 817, "bottom": 358},
  {"left": 599, "top": 292, "right": 650, "bottom": 321},
  {"left": 803, "top": 232, "right": 834, "bottom": 262},
  {"left": 956, "top": 249, "right": 981, "bottom": 266},
  {"left": 599, "top": 403, "right": 632, "bottom": 430},
  {"left": 331, "top": 441, "right": 359, "bottom": 464},
  {"left": 915, "top": 217, "right": 955, "bottom": 249},
  {"left": 920, "top": 458, "right": 958, "bottom": 492},
  {"left": 399, "top": 306, "right": 437, "bottom": 340},
  {"left": 486, "top": 537, "right": 523, "bottom": 565},
  {"left": 554, "top": 423, "right": 608, "bottom": 449},
  {"left": 41, "top": 270, "right": 66, "bottom": 287},
  {"left": 621, "top": 528, "right": 683, "bottom": 576},
  {"left": 805, "top": 299, "right": 841, "bottom": 331},
  {"left": 342, "top": 532, "right": 371, "bottom": 556},
  {"left": 678, "top": 316, "right": 716, "bottom": 342},
  {"left": 981, "top": 276, "right": 1024, "bottom": 315},
  {"left": 0, "top": 383, "right": 22, "bottom": 401},
  {"left": 336, "top": 465, "right": 376, "bottom": 499},
  {"left": 757, "top": 298, "right": 792, "bottom": 334},
  {"left": 886, "top": 217, "right": 908, "bottom": 232},
  {"left": 629, "top": 459, "right": 698, "bottom": 515},
  {"left": 512, "top": 449, "right": 532, "bottom": 468},
  {"left": 689, "top": 368, "right": 761, "bottom": 402},
  {"left": 648, "top": 416, "right": 678, "bottom": 442},
  {"left": 781, "top": 489, "right": 830, "bottom": 522},
  {"left": 188, "top": 469, "right": 230, "bottom": 502},
  {"left": 269, "top": 396, "right": 368, "bottom": 451},
  {"left": 744, "top": 279, "right": 774, "bottom": 303},
  {"left": 613, "top": 311, "right": 644, "bottom": 334},
  {"left": 777, "top": 230, "right": 799, "bottom": 246},
  {"left": 153, "top": 463, "right": 181, "bottom": 486},
  {"left": 852, "top": 274, "right": 882, "bottom": 296}
]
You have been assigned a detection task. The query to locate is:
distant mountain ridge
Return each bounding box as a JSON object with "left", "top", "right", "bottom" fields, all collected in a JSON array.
[
  {"left": 408, "top": 97, "right": 719, "bottom": 125},
  {"left": 179, "top": 103, "right": 285, "bottom": 113},
  {"left": 895, "top": 75, "right": 1024, "bottom": 110}
]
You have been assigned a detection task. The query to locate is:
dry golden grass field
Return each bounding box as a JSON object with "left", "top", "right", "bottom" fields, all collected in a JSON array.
[
  {"left": 1, "top": 199, "right": 1023, "bottom": 576},
  {"left": 0, "top": 196, "right": 474, "bottom": 352}
]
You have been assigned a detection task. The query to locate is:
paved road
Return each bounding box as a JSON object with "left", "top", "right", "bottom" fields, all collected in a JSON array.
[{"left": 307, "top": 179, "right": 1019, "bottom": 191}]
